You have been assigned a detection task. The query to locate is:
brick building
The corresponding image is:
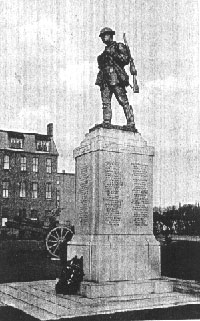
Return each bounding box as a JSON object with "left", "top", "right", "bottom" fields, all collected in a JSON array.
[
  {"left": 56, "top": 171, "right": 75, "bottom": 226},
  {"left": 0, "top": 123, "right": 58, "bottom": 226}
]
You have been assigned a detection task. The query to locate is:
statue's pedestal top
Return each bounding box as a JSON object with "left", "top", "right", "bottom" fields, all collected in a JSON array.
[{"left": 89, "top": 122, "right": 138, "bottom": 134}]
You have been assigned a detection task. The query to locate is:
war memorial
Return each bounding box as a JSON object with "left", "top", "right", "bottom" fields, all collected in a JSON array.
[
  {"left": 59, "top": 27, "right": 200, "bottom": 313},
  {"left": 1, "top": 27, "right": 200, "bottom": 320},
  {"left": 67, "top": 27, "right": 173, "bottom": 300}
]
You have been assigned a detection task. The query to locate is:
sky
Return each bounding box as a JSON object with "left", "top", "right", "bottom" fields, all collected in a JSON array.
[{"left": 0, "top": 0, "right": 199, "bottom": 207}]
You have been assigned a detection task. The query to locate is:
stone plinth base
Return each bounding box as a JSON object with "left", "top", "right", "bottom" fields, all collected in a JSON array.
[
  {"left": 79, "top": 279, "right": 173, "bottom": 299},
  {"left": 71, "top": 126, "right": 162, "bottom": 298},
  {"left": 68, "top": 234, "right": 161, "bottom": 283}
]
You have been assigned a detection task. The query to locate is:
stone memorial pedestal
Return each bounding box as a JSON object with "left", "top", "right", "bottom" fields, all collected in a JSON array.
[{"left": 68, "top": 124, "right": 172, "bottom": 298}]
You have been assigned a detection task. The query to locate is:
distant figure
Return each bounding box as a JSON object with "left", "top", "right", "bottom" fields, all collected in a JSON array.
[
  {"left": 163, "top": 224, "right": 171, "bottom": 244},
  {"left": 95, "top": 27, "right": 136, "bottom": 129}
]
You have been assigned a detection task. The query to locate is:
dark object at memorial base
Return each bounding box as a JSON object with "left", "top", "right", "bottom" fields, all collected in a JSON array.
[{"left": 55, "top": 256, "right": 84, "bottom": 295}]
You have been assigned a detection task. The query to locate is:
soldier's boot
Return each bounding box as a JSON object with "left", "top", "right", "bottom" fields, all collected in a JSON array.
[
  {"left": 103, "top": 106, "right": 112, "bottom": 124},
  {"left": 123, "top": 104, "right": 136, "bottom": 129}
]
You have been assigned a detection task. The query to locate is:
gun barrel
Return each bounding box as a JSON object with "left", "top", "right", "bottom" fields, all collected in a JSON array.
[{"left": 123, "top": 32, "right": 139, "bottom": 93}]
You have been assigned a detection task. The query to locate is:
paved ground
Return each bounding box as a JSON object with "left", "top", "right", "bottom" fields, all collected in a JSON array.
[
  {"left": 2, "top": 304, "right": 200, "bottom": 321},
  {"left": 1, "top": 279, "right": 200, "bottom": 320}
]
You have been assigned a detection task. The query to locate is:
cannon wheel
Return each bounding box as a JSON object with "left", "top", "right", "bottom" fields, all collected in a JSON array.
[{"left": 46, "top": 226, "right": 72, "bottom": 258}]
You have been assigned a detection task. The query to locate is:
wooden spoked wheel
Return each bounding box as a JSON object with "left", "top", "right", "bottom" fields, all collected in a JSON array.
[{"left": 46, "top": 227, "right": 73, "bottom": 258}]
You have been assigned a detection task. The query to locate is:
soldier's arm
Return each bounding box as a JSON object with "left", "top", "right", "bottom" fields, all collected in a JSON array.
[
  {"left": 112, "top": 43, "right": 130, "bottom": 65},
  {"left": 97, "top": 52, "right": 107, "bottom": 69},
  {"left": 97, "top": 54, "right": 102, "bottom": 68}
]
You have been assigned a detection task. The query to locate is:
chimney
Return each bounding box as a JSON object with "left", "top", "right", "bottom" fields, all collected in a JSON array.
[
  {"left": 62, "top": 170, "right": 65, "bottom": 174},
  {"left": 47, "top": 123, "right": 53, "bottom": 137}
]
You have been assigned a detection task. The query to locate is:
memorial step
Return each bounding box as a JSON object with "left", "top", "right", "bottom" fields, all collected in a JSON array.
[
  {"left": 173, "top": 279, "right": 200, "bottom": 294},
  {"left": 79, "top": 278, "right": 174, "bottom": 298}
]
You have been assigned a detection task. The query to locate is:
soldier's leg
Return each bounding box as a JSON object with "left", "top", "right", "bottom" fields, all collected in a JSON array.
[
  {"left": 113, "top": 86, "right": 135, "bottom": 127},
  {"left": 101, "top": 85, "right": 113, "bottom": 124}
]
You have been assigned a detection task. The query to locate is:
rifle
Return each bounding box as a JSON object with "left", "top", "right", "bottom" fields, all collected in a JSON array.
[{"left": 123, "top": 33, "right": 139, "bottom": 93}]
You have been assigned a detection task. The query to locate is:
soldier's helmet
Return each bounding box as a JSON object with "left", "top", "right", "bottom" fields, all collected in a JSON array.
[{"left": 99, "top": 27, "right": 115, "bottom": 37}]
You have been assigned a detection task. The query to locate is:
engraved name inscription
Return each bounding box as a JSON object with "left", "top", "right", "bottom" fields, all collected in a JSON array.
[
  {"left": 78, "top": 164, "right": 90, "bottom": 225},
  {"left": 103, "top": 161, "right": 123, "bottom": 226},
  {"left": 131, "top": 163, "right": 149, "bottom": 227}
]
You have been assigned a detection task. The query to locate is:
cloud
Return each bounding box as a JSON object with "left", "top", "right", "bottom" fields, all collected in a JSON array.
[
  {"left": 58, "top": 61, "right": 97, "bottom": 90},
  {"left": 1, "top": 105, "right": 56, "bottom": 134},
  {"left": 18, "top": 17, "right": 61, "bottom": 47},
  {"left": 145, "top": 75, "right": 199, "bottom": 92}
]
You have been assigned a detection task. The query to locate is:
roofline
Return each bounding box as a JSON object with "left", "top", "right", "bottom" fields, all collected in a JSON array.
[
  {"left": 57, "top": 172, "right": 75, "bottom": 175},
  {"left": 0, "top": 148, "right": 59, "bottom": 156},
  {"left": 0, "top": 129, "right": 51, "bottom": 137}
]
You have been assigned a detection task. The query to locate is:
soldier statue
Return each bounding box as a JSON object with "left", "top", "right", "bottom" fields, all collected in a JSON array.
[{"left": 95, "top": 27, "right": 136, "bottom": 129}]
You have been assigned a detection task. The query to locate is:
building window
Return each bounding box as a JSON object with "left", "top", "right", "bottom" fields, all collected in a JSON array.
[
  {"left": 30, "top": 209, "right": 38, "bottom": 219},
  {"left": 44, "top": 210, "right": 52, "bottom": 227},
  {"left": 2, "top": 181, "right": 9, "bottom": 198},
  {"left": 56, "top": 189, "right": 60, "bottom": 207},
  {"left": 19, "top": 209, "right": 26, "bottom": 219},
  {"left": 32, "top": 182, "right": 38, "bottom": 199},
  {"left": 2, "top": 217, "right": 7, "bottom": 227},
  {"left": 57, "top": 177, "right": 60, "bottom": 185},
  {"left": 20, "top": 182, "right": 26, "bottom": 198},
  {"left": 46, "top": 158, "right": 52, "bottom": 173},
  {"left": 33, "top": 157, "right": 39, "bottom": 172},
  {"left": 21, "top": 156, "right": 26, "bottom": 171},
  {"left": 2, "top": 208, "right": 9, "bottom": 227},
  {"left": 10, "top": 137, "right": 23, "bottom": 149},
  {"left": 3, "top": 155, "right": 9, "bottom": 170},
  {"left": 46, "top": 183, "right": 52, "bottom": 199},
  {"left": 45, "top": 210, "right": 51, "bottom": 218},
  {"left": 36, "top": 140, "right": 50, "bottom": 152}
]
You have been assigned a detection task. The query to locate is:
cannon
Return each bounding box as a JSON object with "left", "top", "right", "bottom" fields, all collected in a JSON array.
[{"left": 5, "top": 208, "right": 74, "bottom": 259}]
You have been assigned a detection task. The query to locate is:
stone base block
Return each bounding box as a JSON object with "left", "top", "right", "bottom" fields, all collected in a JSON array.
[
  {"left": 68, "top": 234, "right": 161, "bottom": 283},
  {"left": 79, "top": 279, "right": 173, "bottom": 299}
]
